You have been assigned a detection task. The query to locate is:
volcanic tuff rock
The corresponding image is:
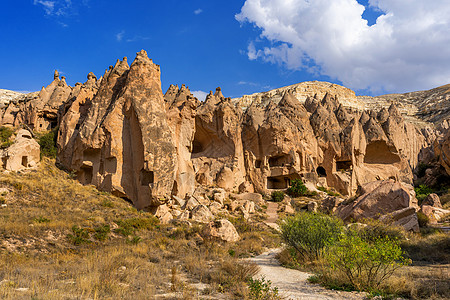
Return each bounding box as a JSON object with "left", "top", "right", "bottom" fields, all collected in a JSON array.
[
  {"left": 0, "top": 49, "right": 447, "bottom": 213},
  {"left": 0, "top": 129, "right": 40, "bottom": 171}
]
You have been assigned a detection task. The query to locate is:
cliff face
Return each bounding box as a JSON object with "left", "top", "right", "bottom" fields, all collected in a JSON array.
[{"left": 0, "top": 50, "right": 447, "bottom": 209}]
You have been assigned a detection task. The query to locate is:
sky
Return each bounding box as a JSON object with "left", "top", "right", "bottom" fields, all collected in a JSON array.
[{"left": 1, "top": 0, "right": 449, "bottom": 100}]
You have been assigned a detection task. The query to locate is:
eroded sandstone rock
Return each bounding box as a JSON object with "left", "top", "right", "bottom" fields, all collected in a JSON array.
[{"left": 1, "top": 129, "right": 40, "bottom": 171}]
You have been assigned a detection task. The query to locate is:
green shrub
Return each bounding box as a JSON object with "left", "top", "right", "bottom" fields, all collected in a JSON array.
[
  {"left": 0, "top": 126, "right": 14, "bottom": 149},
  {"left": 317, "top": 186, "right": 340, "bottom": 197},
  {"left": 414, "top": 185, "right": 433, "bottom": 204},
  {"left": 114, "top": 217, "right": 159, "bottom": 236},
  {"left": 67, "top": 225, "right": 91, "bottom": 245},
  {"left": 33, "top": 216, "right": 51, "bottom": 223},
  {"left": 127, "top": 235, "right": 142, "bottom": 245},
  {"left": 93, "top": 224, "right": 110, "bottom": 241},
  {"left": 326, "top": 234, "right": 410, "bottom": 291},
  {"left": 287, "top": 179, "right": 308, "bottom": 197},
  {"left": 247, "top": 277, "right": 280, "bottom": 300},
  {"left": 416, "top": 211, "right": 429, "bottom": 228},
  {"left": 280, "top": 212, "right": 343, "bottom": 259},
  {"left": 270, "top": 191, "right": 285, "bottom": 202},
  {"left": 36, "top": 129, "right": 58, "bottom": 158},
  {"left": 355, "top": 220, "right": 406, "bottom": 242}
]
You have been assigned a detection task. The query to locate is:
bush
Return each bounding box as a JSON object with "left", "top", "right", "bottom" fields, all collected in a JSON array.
[
  {"left": 287, "top": 179, "right": 308, "bottom": 197},
  {"left": 326, "top": 234, "right": 410, "bottom": 291},
  {"left": 270, "top": 191, "right": 284, "bottom": 202},
  {"left": 93, "top": 224, "right": 110, "bottom": 241},
  {"left": 280, "top": 212, "right": 343, "bottom": 260},
  {"left": 247, "top": 277, "right": 280, "bottom": 300},
  {"left": 414, "top": 184, "right": 433, "bottom": 204},
  {"left": 114, "top": 217, "right": 159, "bottom": 236},
  {"left": 0, "top": 126, "right": 14, "bottom": 149},
  {"left": 67, "top": 225, "right": 91, "bottom": 245},
  {"left": 36, "top": 129, "right": 58, "bottom": 158},
  {"left": 317, "top": 186, "right": 340, "bottom": 197},
  {"left": 356, "top": 220, "right": 406, "bottom": 242}
]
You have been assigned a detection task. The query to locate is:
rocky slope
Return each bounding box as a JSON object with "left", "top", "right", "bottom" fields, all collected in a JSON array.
[{"left": 0, "top": 50, "right": 448, "bottom": 216}]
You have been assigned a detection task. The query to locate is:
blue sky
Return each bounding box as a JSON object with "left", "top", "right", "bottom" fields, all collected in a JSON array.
[{"left": 1, "top": 1, "right": 449, "bottom": 99}]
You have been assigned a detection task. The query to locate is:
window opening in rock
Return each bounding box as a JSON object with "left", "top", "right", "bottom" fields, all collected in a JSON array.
[
  {"left": 267, "top": 176, "right": 288, "bottom": 189},
  {"left": 50, "top": 121, "right": 57, "bottom": 129},
  {"left": 1, "top": 157, "right": 6, "bottom": 169},
  {"left": 336, "top": 160, "right": 352, "bottom": 171},
  {"left": 140, "top": 169, "right": 154, "bottom": 186},
  {"left": 317, "top": 166, "right": 327, "bottom": 177},
  {"left": 21, "top": 156, "right": 28, "bottom": 167},
  {"left": 75, "top": 124, "right": 80, "bottom": 130},
  {"left": 255, "top": 160, "right": 262, "bottom": 168},
  {"left": 80, "top": 166, "right": 93, "bottom": 185},
  {"left": 268, "top": 155, "right": 291, "bottom": 167}
]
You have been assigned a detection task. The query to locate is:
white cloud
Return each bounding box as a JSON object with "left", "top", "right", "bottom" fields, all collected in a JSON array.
[
  {"left": 34, "top": 0, "right": 55, "bottom": 15},
  {"left": 116, "top": 30, "right": 125, "bottom": 42},
  {"left": 192, "top": 90, "right": 208, "bottom": 102},
  {"left": 194, "top": 8, "right": 203, "bottom": 15},
  {"left": 236, "top": 0, "right": 450, "bottom": 93}
]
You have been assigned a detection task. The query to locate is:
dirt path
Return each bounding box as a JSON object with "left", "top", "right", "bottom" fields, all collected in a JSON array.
[
  {"left": 250, "top": 249, "right": 364, "bottom": 300},
  {"left": 258, "top": 202, "right": 363, "bottom": 299},
  {"left": 265, "top": 201, "right": 280, "bottom": 230}
]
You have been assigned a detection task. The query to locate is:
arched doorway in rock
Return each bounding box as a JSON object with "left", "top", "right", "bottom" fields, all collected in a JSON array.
[{"left": 316, "top": 166, "right": 327, "bottom": 177}]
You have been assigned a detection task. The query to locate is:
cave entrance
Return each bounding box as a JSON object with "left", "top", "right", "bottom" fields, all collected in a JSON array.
[
  {"left": 21, "top": 156, "right": 28, "bottom": 168},
  {"left": 364, "top": 141, "right": 401, "bottom": 164},
  {"left": 336, "top": 160, "right": 352, "bottom": 171},
  {"left": 255, "top": 159, "right": 262, "bottom": 168},
  {"left": 267, "top": 176, "right": 291, "bottom": 189},
  {"left": 268, "top": 154, "right": 291, "bottom": 167},
  {"left": 317, "top": 166, "right": 327, "bottom": 177},
  {"left": 140, "top": 169, "right": 154, "bottom": 186},
  {"left": 80, "top": 165, "right": 93, "bottom": 185}
]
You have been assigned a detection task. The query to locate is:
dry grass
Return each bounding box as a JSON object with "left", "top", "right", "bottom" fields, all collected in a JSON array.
[{"left": 0, "top": 159, "right": 280, "bottom": 299}]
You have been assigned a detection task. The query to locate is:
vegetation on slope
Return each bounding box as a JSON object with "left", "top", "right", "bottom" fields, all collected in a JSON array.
[
  {"left": 0, "top": 159, "right": 280, "bottom": 299},
  {"left": 278, "top": 211, "right": 449, "bottom": 299}
]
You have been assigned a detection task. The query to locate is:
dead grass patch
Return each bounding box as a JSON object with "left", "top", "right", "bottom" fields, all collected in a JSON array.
[{"left": 0, "top": 159, "right": 280, "bottom": 299}]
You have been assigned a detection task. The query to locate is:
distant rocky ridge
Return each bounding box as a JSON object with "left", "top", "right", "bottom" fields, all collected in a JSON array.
[
  {"left": 0, "top": 50, "right": 448, "bottom": 215},
  {"left": 232, "top": 82, "right": 450, "bottom": 128}
]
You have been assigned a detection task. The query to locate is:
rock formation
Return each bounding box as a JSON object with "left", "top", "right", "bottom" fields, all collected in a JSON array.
[
  {"left": 0, "top": 129, "right": 40, "bottom": 171},
  {"left": 0, "top": 49, "right": 446, "bottom": 221}
]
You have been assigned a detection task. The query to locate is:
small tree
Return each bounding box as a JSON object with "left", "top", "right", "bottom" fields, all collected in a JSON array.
[
  {"left": 271, "top": 191, "right": 285, "bottom": 202},
  {"left": 287, "top": 178, "right": 308, "bottom": 197},
  {"left": 280, "top": 212, "right": 343, "bottom": 260},
  {"left": 36, "top": 128, "right": 58, "bottom": 158},
  {"left": 326, "top": 234, "right": 410, "bottom": 291}
]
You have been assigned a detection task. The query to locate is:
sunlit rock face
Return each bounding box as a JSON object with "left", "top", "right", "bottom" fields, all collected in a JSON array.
[{"left": 2, "top": 49, "right": 445, "bottom": 209}]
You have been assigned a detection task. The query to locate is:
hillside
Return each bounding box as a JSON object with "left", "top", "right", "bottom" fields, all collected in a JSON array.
[{"left": 0, "top": 159, "right": 279, "bottom": 299}]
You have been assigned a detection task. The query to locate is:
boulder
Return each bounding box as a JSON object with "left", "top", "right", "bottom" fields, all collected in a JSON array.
[
  {"left": 203, "top": 219, "right": 240, "bottom": 242},
  {"left": 379, "top": 207, "right": 419, "bottom": 232},
  {"left": 335, "top": 180, "right": 418, "bottom": 223},
  {"left": 321, "top": 196, "right": 344, "bottom": 214},
  {"left": 421, "top": 205, "right": 450, "bottom": 224},
  {"left": 190, "top": 204, "right": 213, "bottom": 223},
  {"left": 307, "top": 201, "right": 318, "bottom": 213},
  {"left": 422, "top": 193, "right": 442, "bottom": 208},
  {"left": 184, "top": 197, "right": 199, "bottom": 211},
  {"left": 172, "top": 195, "right": 186, "bottom": 208},
  {"left": 208, "top": 202, "right": 223, "bottom": 214},
  {"left": 213, "top": 192, "right": 226, "bottom": 205}
]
